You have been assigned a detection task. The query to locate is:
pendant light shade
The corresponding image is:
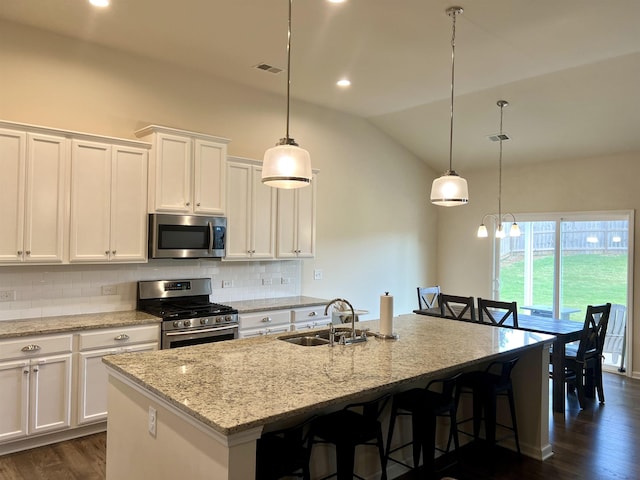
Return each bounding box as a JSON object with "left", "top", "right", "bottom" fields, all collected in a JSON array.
[
  {"left": 263, "top": 139, "right": 312, "bottom": 189},
  {"left": 430, "top": 6, "right": 469, "bottom": 207},
  {"left": 262, "top": 0, "right": 312, "bottom": 189}
]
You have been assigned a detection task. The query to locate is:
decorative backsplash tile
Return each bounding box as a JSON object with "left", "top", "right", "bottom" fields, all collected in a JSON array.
[{"left": 0, "top": 260, "right": 301, "bottom": 321}]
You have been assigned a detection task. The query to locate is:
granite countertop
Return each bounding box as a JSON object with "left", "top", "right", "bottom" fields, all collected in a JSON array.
[
  {"left": 103, "top": 313, "right": 554, "bottom": 436},
  {"left": 0, "top": 311, "right": 161, "bottom": 339},
  {"left": 226, "top": 296, "right": 329, "bottom": 313}
]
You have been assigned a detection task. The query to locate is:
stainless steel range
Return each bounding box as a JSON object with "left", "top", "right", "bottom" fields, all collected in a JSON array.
[{"left": 137, "top": 278, "right": 239, "bottom": 349}]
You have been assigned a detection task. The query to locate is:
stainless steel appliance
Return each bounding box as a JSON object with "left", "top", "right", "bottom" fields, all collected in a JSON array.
[
  {"left": 137, "top": 278, "right": 238, "bottom": 349},
  {"left": 148, "top": 214, "right": 226, "bottom": 259}
]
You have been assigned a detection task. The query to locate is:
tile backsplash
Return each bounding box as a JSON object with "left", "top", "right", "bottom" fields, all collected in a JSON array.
[{"left": 0, "top": 260, "right": 301, "bottom": 321}]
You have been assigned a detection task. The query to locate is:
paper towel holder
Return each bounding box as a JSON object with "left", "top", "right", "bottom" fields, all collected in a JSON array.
[{"left": 376, "top": 292, "right": 399, "bottom": 340}]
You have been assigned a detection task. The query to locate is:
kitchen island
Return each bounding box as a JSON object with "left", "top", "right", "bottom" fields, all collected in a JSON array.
[{"left": 103, "top": 313, "right": 554, "bottom": 479}]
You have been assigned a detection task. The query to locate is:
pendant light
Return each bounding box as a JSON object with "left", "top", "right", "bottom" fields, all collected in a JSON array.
[
  {"left": 477, "top": 100, "right": 521, "bottom": 238},
  {"left": 430, "top": 6, "right": 469, "bottom": 206},
  {"left": 262, "top": 0, "right": 312, "bottom": 189}
]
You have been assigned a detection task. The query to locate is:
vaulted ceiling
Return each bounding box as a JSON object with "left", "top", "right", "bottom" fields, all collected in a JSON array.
[{"left": 2, "top": 0, "right": 639, "bottom": 171}]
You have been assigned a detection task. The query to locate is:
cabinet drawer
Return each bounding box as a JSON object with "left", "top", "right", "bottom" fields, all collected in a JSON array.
[
  {"left": 291, "top": 306, "right": 330, "bottom": 323},
  {"left": 238, "top": 324, "right": 291, "bottom": 338},
  {"left": 239, "top": 310, "right": 291, "bottom": 330},
  {"left": 0, "top": 334, "right": 73, "bottom": 360},
  {"left": 78, "top": 325, "right": 160, "bottom": 351}
]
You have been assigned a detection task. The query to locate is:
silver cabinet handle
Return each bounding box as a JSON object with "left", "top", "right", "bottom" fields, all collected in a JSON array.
[
  {"left": 308, "top": 311, "right": 317, "bottom": 317},
  {"left": 21, "top": 344, "right": 41, "bottom": 352},
  {"left": 261, "top": 317, "right": 272, "bottom": 323},
  {"left": 114, "top": 334, "right": 130, "bottom": 341},
  {"left": 32, "top": 367, "right": 39, "bottom": 373}
]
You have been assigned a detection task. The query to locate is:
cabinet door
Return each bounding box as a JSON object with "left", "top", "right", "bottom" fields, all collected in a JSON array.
[
  {"left": 77, "top": 348, "right": 118, "bottom": 425},
  {"left": 294, "top": 174, "right": 316, "bottom": 258},
  {"left": 225, "top": 162, "right": 252, "bottom": 259},
  {"left": 29, "top": 354, "right": 72, "bottom": 435},
  {"left": 0, "top": 360, "right": 29, "bottom": 442},
  {"left": 110, "top": 145, "right": 148, "bottom": 262},
  {"left": 251, "top": 166, "right": 277, "bottom": 259},
  {"left": 276, "top": 188, "right": 298, "bottom": 259},
  {"left": 0, "top": 129, "right": 26, "bottom": 263},
  {"left": 193, "top": 138, "right": 226, "bottom": 215},
  {"left": 154, "top": 133, "right": 192, "bottom": 213},
  {"left": 69, "top": 140, "right": 111, "bottom": 262}
]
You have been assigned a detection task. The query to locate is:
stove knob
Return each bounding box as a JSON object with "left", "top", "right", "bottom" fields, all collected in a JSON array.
[
  {"left": 173, "top": 321, "right": 181, "bottom": 328},
  {"left": 215, "top": 316, "right": 222, "bottom": 323},
  {"left": 184, "top": 319, "right": 191, "bottom": 327},
  {"left": 200, "top": 318, "right": 207, "bottom": 325},
  {"left": 225, "top": 315, "right": 232, "bottom": 322}
]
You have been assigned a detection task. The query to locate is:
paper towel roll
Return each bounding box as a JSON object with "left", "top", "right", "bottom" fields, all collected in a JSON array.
[{"left": 380, "top": 292, "right": 394, "bottom": 336}]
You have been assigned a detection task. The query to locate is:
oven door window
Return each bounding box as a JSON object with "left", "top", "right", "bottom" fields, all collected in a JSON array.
[{"left": 158, "top": 225, "right": 209, "bottom": 250}]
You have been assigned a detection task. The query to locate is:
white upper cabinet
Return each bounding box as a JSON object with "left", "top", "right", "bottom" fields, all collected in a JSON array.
[
  {"left": 136, "top": 126, "right": 229, "bottom": 216},
  {"left": 0, "top": 128, "right": 68, "bottom": 264},
  {"left": 70, "top": 139, "right": 148, "bottom": 263},
  {"left": 277, "top": 173, "right": 317, "bottom": 258},
  {"left": 226, "top": 157, "right": 277, "bottom": 260}
]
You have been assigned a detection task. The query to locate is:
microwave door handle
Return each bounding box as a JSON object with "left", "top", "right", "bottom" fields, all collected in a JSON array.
[{"left": 208, "top": 221, "right": 214, "bottom": 253}]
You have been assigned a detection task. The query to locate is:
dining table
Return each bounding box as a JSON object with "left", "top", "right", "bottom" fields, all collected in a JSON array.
[{"left": 414, "top": 307, "right": 584, "bottom": 414}]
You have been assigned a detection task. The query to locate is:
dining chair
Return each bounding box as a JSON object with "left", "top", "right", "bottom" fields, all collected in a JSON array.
[
  {"left": 417, "top": 285, "right": 441, "bottom": 310},
  {"left": 477, "top": 298, "right": 519, "bottom": 328},
  {"left": 562, "top": 303, "right": 611, "bottom": 409},
  {"left": 439, "top": 294, "right": 476, "bottom": 321}
]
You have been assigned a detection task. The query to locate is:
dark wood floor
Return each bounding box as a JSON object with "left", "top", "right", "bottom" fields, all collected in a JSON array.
[{"left": 0, "top": 372, "right": 638, "bottom": 480}]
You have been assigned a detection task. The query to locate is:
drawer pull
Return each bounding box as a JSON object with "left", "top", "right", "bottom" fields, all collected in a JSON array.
[
  {"left": 308, "top": 311, "right": 317, "bottom": 317},
  {"left": 21, "top": 344, "right": 41, "bottom": 352},
  {"left": 114, "top": 334, "right": 130, "bottom": 341},
  {"left": 261, "top": 317, "right": 272, "bottom": 323}
]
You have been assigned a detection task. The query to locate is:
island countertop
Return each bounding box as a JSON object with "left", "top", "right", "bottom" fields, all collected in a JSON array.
[
  {"left": 103, "top": 314, "right": 554, "bottom": 437},
  {"left": 226, "top": 295, "right": 329, "bottom": 313}
]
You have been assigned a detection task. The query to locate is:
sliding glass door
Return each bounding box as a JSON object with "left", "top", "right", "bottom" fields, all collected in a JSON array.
[{"left": 496, "top": 211, "right": 633, "bottom": 372}]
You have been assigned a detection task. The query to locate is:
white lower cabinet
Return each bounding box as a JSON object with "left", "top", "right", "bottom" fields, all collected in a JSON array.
[
  {"left": 0, "top": 334, "right": 73, "bottom": 444},
  {"left": 291, "top": 306, "right": 331, "bottom": 331},
  {"left": 76, "top": 325, "right": 159, "bottom": 425},
  {"left": 238, "top": 309, "right": 291, "bottom": 338}
]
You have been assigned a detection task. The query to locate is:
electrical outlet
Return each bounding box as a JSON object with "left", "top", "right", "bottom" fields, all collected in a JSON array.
[
  {"left": 101, "top": 285, "right": 117, "bottom": 296},
  {"left": 148, "top": 406, "right": 157, "bottom": 437},
  {"left": 262, "top": 278, "right": 273, "bottom": 286},
  {"left": 313, "top": 269, "right": 323, "bottom": 280},
  {"left": 281, "top": 277, "right": 291, "bottom": 285},
  {"left": 222, "top": 280, "right": 233, "bottom": 288},
  {"left": 0, "top": 290, "right": 14, "bottom": 302}
]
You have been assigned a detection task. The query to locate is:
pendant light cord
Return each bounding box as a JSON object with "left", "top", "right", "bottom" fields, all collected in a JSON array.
[
  {"left": 498, "top": 102, "right": 503, "bottom": 222},
  {"left": 447, "top": 7, "right": 462, "bottom": 174},
  {"left": 285, "top": 0, "right": 293, "bottom": 142}
]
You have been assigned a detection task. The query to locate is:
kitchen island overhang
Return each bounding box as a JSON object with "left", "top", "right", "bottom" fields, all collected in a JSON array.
[{"left": 103, "top": 314, "right": 555, "bottom": 479}]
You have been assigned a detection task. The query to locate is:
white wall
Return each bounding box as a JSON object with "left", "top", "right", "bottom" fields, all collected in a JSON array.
[
  {"left": 0, "top": 20, "right": 437, "bottom": 319},
  {"left": 437, "top": 152, "right": 640, "bottom": 376}
]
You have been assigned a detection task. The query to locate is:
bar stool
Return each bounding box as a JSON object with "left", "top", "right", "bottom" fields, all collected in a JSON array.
[
  {"left": 385, "top": 373, "right": 460, "bottom": 474},
  {"left": 256, "top": 416, "right": 315, "bottom": 480},
  {"left": 454, "top": 358, "right": 521, "bottom": 454},
  {"left": 308, "top": 394, "right": 390, "bottom": 480}
]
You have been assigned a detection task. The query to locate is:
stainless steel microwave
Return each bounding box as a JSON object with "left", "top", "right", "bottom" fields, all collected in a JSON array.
[{"left": 149, "top": 214, "right": 226, "bottom": 259}]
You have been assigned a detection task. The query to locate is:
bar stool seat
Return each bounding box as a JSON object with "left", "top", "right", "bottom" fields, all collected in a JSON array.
[{"left": 386, "top": 374, "right": 460, "bottom": 474}]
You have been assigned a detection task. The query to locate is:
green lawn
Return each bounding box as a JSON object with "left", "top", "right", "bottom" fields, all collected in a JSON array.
[{"left": 500, "top": 253, "right": 628, "bottom": 321}]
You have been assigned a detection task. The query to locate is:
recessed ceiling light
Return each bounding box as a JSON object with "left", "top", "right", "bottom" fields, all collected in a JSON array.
[
  {"left": 336, "top": 79, "right": 351, "bottom": 87},
  {"left": 328, "top": 0, "right": 347, "bottom": 4},
  {"left": 89, "top": 0, "right": 110, "bottom": 7}
]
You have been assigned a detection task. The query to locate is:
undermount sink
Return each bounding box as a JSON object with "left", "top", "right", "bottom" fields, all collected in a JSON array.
[{"left": 278, "top": 327, "right": 369, "bottom": 346}]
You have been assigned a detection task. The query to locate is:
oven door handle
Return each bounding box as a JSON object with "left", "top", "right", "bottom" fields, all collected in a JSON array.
[
  {"left": 208, "top": 221, "right": 214, "bottom": 254},
  {"left": 165, "top": 326, "right": 238, "bottom": 337}
]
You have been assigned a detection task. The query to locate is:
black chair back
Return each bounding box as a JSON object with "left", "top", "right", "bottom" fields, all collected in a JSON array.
[
  {"left": 417, "top": 286, "right": 441, "bottom": 309},
  {"left": 576, "top": 303, "right": 611, "bottom": 361},
  {"left": 439, "top": 294, "right": 476, "bottom": 321},
  {"left": 478, "top": 298, "right": 519, "bottom": 327}
]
